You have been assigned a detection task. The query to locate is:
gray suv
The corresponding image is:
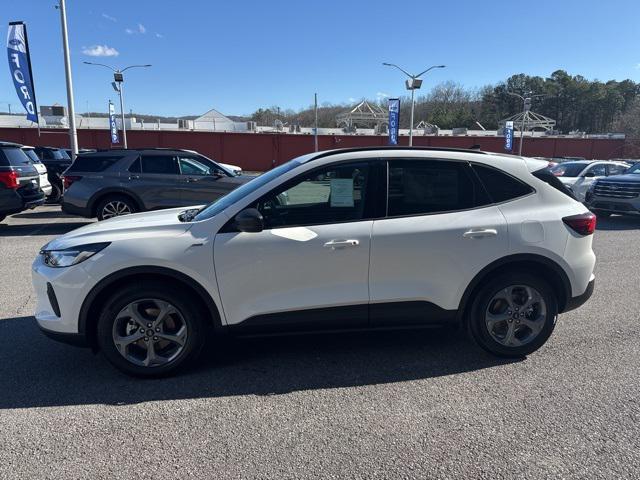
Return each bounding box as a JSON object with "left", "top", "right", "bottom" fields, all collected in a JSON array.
[
  {"left": 61, "top": 149, "right": 251, "bottom": 220},
  {"left": 585, "top": 162, "right": 640, "bottom": 217}
]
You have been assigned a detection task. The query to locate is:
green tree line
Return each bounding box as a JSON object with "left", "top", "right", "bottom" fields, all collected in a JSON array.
[{"left": 250, "top": 70, "right": 640, "bottom": 135}]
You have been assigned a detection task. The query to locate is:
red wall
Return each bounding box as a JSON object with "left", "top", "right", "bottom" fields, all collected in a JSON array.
[{"left": 0, "top": 127, "right": 628, "bottom": 171}]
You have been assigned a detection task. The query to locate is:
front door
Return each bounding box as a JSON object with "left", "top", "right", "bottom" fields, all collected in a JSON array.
[{"left": 214, "top": 161, "right": 375, "bottom": 330}]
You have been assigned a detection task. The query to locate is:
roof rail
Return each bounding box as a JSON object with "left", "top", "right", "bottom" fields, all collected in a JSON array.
[{"left": 309, "top": 146, "right": 488, "bottom": 162}]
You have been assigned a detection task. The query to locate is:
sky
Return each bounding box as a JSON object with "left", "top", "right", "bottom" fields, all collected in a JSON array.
[{"left": 3, "top": 0, "right": 640, "bottom": 118}]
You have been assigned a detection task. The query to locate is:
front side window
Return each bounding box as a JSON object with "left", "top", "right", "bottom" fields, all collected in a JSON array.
[
  {"left": 141, "top": 155, "right": 179, "bottom": 174},
  {"left": 586, "top": 164, "right": 606, "bottom": 177},
  {"left": 387, "top": 160, "right": 489, "bottom": 216},
  {"left": 256, "top": 162, "right": 371, "bottom": 228},
  {"left": 178, "top": 156, "right": 211, "bottom": 176},
  {"left": 607, "top": 164, "right": 627, "bottom": 176}
]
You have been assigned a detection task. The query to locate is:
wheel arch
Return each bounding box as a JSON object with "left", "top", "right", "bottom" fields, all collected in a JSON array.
[
  {"left": 79, "top": 266, "right": 223, "bottom": 349},
  {"left": 457, "top": 254, "right": 572, "bottom": 324},
  {"left": 89, "top": 188, "right": 145, "bottom": 217}
]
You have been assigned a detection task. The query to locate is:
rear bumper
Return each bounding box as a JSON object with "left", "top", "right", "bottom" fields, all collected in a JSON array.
[
  {"left": 0, "top": 188, "right": 45, "bottom": 215},
  {"left": 563, "top": 277, "right": 595, "bottom": 313}
]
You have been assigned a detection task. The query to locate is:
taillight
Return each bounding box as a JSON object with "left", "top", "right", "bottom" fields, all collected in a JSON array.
[
  {"left": 63, "top": 175, "right": 82, "bottom": 189},
  {"left": 563, "top": 212, "right": 596, "bottom": 236},
  {"left": 0, "top": 171, "right": 19, "bottom": 189}
]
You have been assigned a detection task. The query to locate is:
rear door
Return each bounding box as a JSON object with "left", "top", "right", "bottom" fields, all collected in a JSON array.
[
  {"left": 136, "top": 153, "right": 183, "bottom": 209},
  {"left": 369, "top": 159, "right": 509, "bottom": 325}
]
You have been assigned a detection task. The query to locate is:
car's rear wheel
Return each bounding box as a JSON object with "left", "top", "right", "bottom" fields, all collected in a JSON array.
[
  {"left": 96, "top": 284, "right": 206, "bottom": 377},
  {"left": 96, "top": 195, "right": 137, "bottom": 220},
  {"left": 468, "top": 272, "right": 558, "bottom": 358}
]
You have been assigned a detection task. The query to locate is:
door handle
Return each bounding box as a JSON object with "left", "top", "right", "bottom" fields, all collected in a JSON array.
[
  {"left": 323, "top": 239, "right": 359, "bottom": 249},
  {"left": 463, "top": 228, "right": 498, "bottom": 239},
  {"left": 128, "top": 175, "right": 140, "bottom": 180}
]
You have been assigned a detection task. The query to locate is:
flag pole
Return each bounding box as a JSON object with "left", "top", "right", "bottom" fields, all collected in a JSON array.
[{"left": 20, "top": 22, "right": 40, "bottom": 137}]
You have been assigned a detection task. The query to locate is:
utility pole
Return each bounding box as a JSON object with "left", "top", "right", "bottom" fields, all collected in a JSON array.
[
  {"left": 58, "top": 0, "right": 79, "bottom": 160},
  {"left": 314, "top": 93, "right": 318, "bottom": 152}
]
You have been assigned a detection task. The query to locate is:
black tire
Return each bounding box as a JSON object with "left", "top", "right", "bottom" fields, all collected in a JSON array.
[
  {"left": 95, "top": 195, "right": 137, "bottom": 221},
  {"left": 46, "top": 183, "right": 63, "bottom": 204},
  {"left": 467, "top": 272, "right": 558, "bottom": 358},
  {"left": 96, "top": 283, "right": 207, "bottom": 377}
]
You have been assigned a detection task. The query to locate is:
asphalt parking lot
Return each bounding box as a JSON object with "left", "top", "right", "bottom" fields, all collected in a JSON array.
[{"left": 1, "top": 206, "right": 639, "bottom": 479}]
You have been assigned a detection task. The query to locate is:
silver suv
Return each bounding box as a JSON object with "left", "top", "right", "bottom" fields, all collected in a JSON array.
[
  {"left": 61, "top": 149, "right": 251, "bottom": 220},
  {"left": 585, "top": 162, "right": 640, "bottom": 217}
]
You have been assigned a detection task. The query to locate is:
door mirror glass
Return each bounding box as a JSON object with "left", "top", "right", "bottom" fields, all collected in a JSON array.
[
  {"left": 235, "top": 208, "right": 264, "bottom": 233},
  {"left": 584, "top": 171, "right": 596, "bottom": 177}
]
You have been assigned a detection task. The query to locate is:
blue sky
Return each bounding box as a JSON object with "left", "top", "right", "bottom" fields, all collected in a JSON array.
[{"left": 4, "top": 0, "right": 640, "bottom": 117}]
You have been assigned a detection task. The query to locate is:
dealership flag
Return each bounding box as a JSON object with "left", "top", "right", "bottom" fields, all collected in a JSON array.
[
  {"left": 504, "top": 120, "right": 514, "bottom": 152},
  {"left": 388, "top": 98, "right": 400, "bottom": 145},
  {"left": 109, "top": 101, "right": 120, "bottom": 144},
  {"left": 7, "top": 22, "right": 38, "bottom": 123}
]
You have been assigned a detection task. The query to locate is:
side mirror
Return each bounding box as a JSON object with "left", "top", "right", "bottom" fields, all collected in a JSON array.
[
  {"left": 584, "top": 171, "right": 596, "bottom": 178},
  {"left": 235, "top": 208, "right": 264, "bottom": 233}
]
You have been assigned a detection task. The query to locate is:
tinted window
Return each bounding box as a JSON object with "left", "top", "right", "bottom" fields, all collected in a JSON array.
[
  {"left": 141, "top": 155, "right": 179, "bottom": 174},
  {"left": 23, "top": 149, "right": 41, "bottom": 163},
  {"left": 0, "top": 147, "right": 33, "bottom": 167},
  {"left": 178, "top": 157, "right": 211, "bottom": 175},
  {"left": 607, "top": 164, "right": 627, "bottom": 176},
  {"left": 67, "top": 155, "right": 122, "bottom": 172},
  {"left": 128, "top": 157, "right": 141, "bottom": 173},
  {"left": 388, "top": 160, "right": 489, "bottom": 216},
  {"left": 473, "top": 164, "right": 534, "bottom": 203},
  {"left": 587, "top": 164, "right": 606, "bottom": 176},
  {"left": 532, "top": 168, "right": 576, "bottom": 199},
  {"left": 256, "top": 162, "right": 371, "bottom": 228}
]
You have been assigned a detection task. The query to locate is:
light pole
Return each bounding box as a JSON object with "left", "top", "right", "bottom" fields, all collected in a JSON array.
[
  {"left": 507, "top": 91, "right": 543, "bottom": 156},
  {"left": 383, "top": 63, "right": 445, "bottom": 146},
  {"left": 57, "top": 0, "right": 79, "bottom": 160},
  {"left": 83, "top": 62, "right": 151, "bottom": 148}
]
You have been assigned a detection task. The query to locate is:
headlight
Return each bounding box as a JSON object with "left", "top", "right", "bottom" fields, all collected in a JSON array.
[{"left": 40, "top": 242, "right": 110, "bottom": 268}]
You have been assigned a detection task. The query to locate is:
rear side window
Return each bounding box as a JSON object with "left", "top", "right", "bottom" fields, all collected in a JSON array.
[
  {"left": 67, "top": 155, "right": 122, "bottom": 172},
  {"left": 0, "top": 147, "right": 33, "bottom": 167},
  {"left": 531, "top": 168, "right": 576, "bottom": 199},
  {"left": 473, "top": 164, "right": 534, "bottom": 203},
  {"left": 141, "top": 155, "right": 179, "bottom": 174},
  {"left": 387, "top": 160, "right": 490, "bottom": 216}
]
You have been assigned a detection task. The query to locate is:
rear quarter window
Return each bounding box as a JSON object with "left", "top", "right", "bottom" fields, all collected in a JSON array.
[
  {"left": 531, "top": 167, "right": 577, "bottom": 200},
  {"left": 472, "top": 164, "right": 534, "bottom": 203},
  {"left": 67, "top": 156, "right": 123, "bottom": 173}
]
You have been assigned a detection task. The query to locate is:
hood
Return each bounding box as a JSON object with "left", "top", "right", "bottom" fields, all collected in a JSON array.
[
  {"left": 46, "top": 206, "right": 201, "bottom": 250},
  {"left": 598, "top": 174, "right": 640, "bottom": 183}
]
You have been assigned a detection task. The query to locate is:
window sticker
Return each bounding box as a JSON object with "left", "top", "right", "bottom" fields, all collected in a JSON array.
[{"left": 330, "top": 178, "right": 354, "bottom": 207}]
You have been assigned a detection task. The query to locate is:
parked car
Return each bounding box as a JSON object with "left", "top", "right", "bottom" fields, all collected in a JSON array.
[
  {"left": 550, "top": 160, "right": 629, "bottom": 201},
  {"left": 34, "top": 147, "right": 596, "bottom": 377},
  {"left": 0, "top": 143, "right": 45, "bottom": 223},
  {"left": 64, "top": 148, "right": 96, "bottom": 158},
  {"left": 33, "top": 146, "right": 72, "bottom": 203},
  {"left": 180, "top": 149, "right": 243, "bottom": 175},
  {"left": 21, "top": 145, "right": 52, "bottom": 197},
  {"left": 61, "top": 148, "right": 252, "bottom": 220},
  {"left": 585, "top": 161, "right": 640, "bottom": 217}
]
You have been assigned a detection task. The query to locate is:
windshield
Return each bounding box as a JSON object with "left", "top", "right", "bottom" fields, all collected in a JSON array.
[
  {"left": 23, "top": 149, "right": 41, "bottom": 163},
  {"left": 52, "top": 149, "right": 71, "bottom": 160},
  {"left": 193, "top": 160, "right": 301, "bottom": 221},
  {"left": 551, "top": 162, "right": 588, "bottom": 177},
  {"left": 627, "top": 163, "right": 640, "bottom": 174}
]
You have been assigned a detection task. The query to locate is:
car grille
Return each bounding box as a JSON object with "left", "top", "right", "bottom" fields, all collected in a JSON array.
[{"left": 593, "top": 181, "right": 640, "bottom": 199}]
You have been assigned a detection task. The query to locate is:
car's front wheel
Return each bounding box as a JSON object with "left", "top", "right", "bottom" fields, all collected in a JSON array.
[
  {"left": 468, "top": 272, "right": 558, "bottom": 358},
  {"left": 96, "top": 283, "right": 206, "bottom": 377}
]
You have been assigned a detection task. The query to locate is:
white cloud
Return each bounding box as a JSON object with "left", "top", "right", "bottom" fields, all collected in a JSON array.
[
  {"left": 101, "top": 13, "right": 117, "bottom": 22},
  {"left": 138, "top": 23, "right": 146, "bottom": 34},
  {"left": 125, "top": 28, "right": 134, "bottom": 34},
  {"left": 376, "top": 91, "right": 390, "bottom": 99},
  {"left": 348, "top": 97, "right": 356, "bottom": 103},
  {"left": 155, "top": 33, "right": 164, "bottom": 38},
  {"left": 82, "top": 44, "right": 119, "bottom": 57},
  {"left": 635, "top": 63, "right": 640, "bottom": 70}
]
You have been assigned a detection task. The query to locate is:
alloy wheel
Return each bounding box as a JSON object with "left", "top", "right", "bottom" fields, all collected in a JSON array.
[
  {"left": 101, "top": 200, "right": 132, "bottom": 219},
  {"left": 485, "top": 285, "right": 547, "bottom": 347},
  {"left": 112, "top": 299, "right": 188, "bottom": 367}
]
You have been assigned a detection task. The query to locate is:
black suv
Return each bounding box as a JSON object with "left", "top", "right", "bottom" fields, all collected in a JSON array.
[
  {"left": 61, "top": 149, "right": 252, "bottom": 220},
  {"left": 0, "top": 143, "right": 45, "bottom": 223},
  {"left": 33, "top": 146, "right": 73, "bottom": 203}
]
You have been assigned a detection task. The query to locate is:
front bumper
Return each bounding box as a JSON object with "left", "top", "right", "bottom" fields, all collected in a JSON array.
[
  {"left": 563, "top": 277, "right": 595, "bottom": 313},
  {"left": 586, "top": 196, "right": 640, "bottom": 215},
  {"left": 38, "top": 324, "right": 88, "bottom": 347}
]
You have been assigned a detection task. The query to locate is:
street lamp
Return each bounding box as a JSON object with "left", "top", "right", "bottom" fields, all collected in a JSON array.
[
  {"left": 383, "top": 63, "right": 445, "bottom": 146},
  {"left": 83, "top": 62, "right": 151, "bottom": 148}
]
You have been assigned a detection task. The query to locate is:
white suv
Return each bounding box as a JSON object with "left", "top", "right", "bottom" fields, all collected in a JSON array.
[{"left": 32, "top": 148, "right": 596, "bottom": 377}]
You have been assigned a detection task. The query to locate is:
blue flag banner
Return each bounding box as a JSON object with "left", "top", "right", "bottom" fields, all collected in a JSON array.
[
  {"left": 109, "top": 101, "right": 120, "bottom": 144},
  {"left": 7, "top": 22, "right": 38, "bottom": 123},
  {"left": 388, "top": 98, "right": 400, "bottom": 145},
  {"left": 504, "top": 120, "right": 514, "bottom": 152}
]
